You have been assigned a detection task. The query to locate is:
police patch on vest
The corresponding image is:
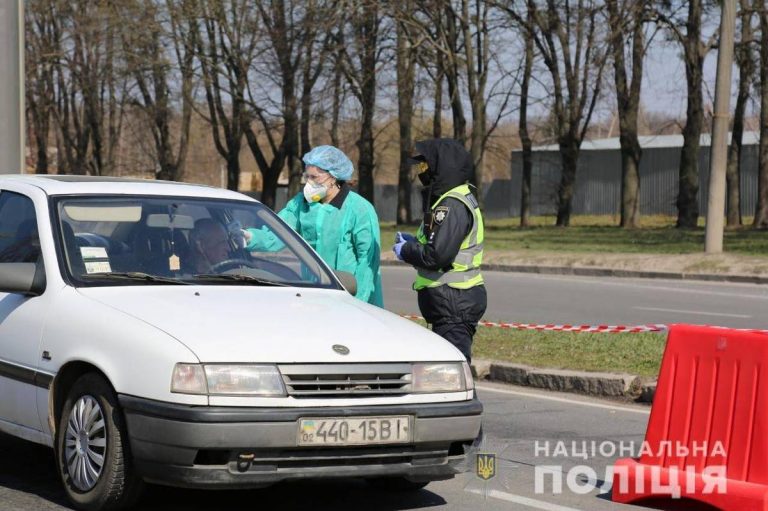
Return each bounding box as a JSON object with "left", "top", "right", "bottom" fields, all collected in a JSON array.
[{"left": 433, "top": 206, "right": 450, "bottom": 225}]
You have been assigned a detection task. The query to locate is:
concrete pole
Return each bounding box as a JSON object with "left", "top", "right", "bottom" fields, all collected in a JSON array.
[
  {"left": 705, "top": 0, "right": 737, "bottom": 253},
  {"left": 0, "top": 0, "right": 24, "bottom": 174}
]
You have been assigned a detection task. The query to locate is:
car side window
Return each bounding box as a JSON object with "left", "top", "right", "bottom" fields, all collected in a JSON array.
[{"left": 0, "top": 192, "right": 41, "bottom": 263}]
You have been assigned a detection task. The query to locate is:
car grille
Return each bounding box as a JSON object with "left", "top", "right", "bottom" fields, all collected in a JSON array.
[{"left": 278, "top": 363, "right": 412, "bottom": 397}]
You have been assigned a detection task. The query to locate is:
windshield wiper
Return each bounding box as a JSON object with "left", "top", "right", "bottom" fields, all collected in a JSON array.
[
  {"left": 80, "top": 272, "right": 190, "bottom": 285},
  {"left": 192, "top": 273, "right": 288, "bottom": 287}
]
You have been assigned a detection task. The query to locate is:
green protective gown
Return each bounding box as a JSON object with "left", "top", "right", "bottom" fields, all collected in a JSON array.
[{"left": 245, "top": 192, "right": 384, "bottom": 307}]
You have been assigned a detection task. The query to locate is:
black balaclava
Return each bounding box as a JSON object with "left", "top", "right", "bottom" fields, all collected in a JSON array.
[{"left": 411, "top": 138, "right": 474, "bottom": 213}]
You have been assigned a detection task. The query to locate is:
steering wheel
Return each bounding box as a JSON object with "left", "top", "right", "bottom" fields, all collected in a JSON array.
[{"left": 208, "top": 258, "right": 259, "bottom": 273}]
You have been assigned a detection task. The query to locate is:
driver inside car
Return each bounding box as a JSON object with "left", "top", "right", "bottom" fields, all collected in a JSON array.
[{"left": 188, "top": 218, "right": 232, "bottom": 273}]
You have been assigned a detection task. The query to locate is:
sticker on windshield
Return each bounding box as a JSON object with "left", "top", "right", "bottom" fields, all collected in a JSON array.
[{"left": 80, "top": 246, "right": 112, "bottom": 274}]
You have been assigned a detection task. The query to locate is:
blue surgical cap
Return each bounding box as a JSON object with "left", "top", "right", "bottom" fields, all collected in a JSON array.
[{"left": 302, "top": 145, "right": 354, "bottom": 181}]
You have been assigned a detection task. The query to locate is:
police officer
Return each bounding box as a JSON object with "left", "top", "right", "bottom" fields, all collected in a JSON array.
[{"left": 392, "top": 138, "right": 487, "bottom": 362}]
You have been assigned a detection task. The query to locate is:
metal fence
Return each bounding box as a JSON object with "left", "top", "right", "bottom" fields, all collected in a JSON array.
[{"left": 509, "top": 136, "right": 760, "bottom": 218}]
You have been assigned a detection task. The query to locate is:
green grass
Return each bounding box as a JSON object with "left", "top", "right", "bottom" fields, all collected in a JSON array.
[
  {"left": 472, "top": 327, "right": 666, "bottom": 377},
  {"left": 382, "top": 215, "right": 768, "bottom": 256},
  {"left": 406, "top": 317, "right": 666, "bottom": 377}
]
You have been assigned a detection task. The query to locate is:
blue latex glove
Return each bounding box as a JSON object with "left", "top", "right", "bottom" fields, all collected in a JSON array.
[
  {"left": 393, "top": 240, "right": 406, "bottom": 260},
  {"left": 395, "top": 231, "right": 416, "bottom": 244}
]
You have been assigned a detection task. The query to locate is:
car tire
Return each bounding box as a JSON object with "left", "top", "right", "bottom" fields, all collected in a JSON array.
[
  {"left": 55, "top": 373, "right": 145, "bottom": 511},
  {"left": 366, "top": 477, "right": 430, "bottom": 491}
]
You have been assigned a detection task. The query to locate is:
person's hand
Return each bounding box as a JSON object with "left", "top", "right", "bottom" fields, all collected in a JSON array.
[
  {"left": 227, "top": 221, "right": 248, "bottom": 249},
  {"left": 395, "top": 231, "right": 415, "bottom": 244},
  {"left": 393, "top": 239, "right": 406, "bottom": 261}
]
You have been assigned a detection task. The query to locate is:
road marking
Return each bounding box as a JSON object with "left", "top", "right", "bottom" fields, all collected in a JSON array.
[
  {"left": 383, "top": 266, "right": 768, "bottom": 301},
  {"left": 494, "top": 272, "right": 768, "bottom": 300},
  {"left": 475, "top": 384, "right": 650, "bottom": 415},
  {"left": 467, "top": 488, "right": 583, "bottom": 511},
  {"left": 633, "top": 306, "right": 751, "bottom": 318}
]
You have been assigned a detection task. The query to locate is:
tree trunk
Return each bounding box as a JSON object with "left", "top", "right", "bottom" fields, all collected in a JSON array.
[
  {"left": 676, "top": 0, "right": 705, "bottom": 229},
  {"left": 261, "top": 172, "right": 279, "bottom": 211},
  {"left": 396, "top": 11, "right": 415, "bottom": 225},
  {"left": 755, "top": 2, "right": 768, "bottom": 228},
  {"left": 226, "top": 145, "right": 240, "bottom": 191},
  {"left": 354, "top": 6, "right": 378, "bottom": 204},
  {"left": 285, "top": 94, "right": 302, "bottom": 198},
  {"left": 331, "top": 53, "right": 343, "bottom": 148},
  {"left": 556, "top": 140, "right": 579, "bottom": 227},
  {"left": 444, "top": 7, "right": 466, "bottom": 144},
  {"left": 461, "top": 0, "right": 488, "bottom": 198},
  {"left": 300, "top": 78, "right": 312, "bottom": 159},
  {"left": 607, "top": 0, "right": 644, "bottom": 228},
  {"left": 727, "top": 0, "right": 754, "bottom": 227},
  {"left": 619, "top": 133, "right": 641, "bottom": 227},
  {"left": 433, "top": 61, "right": 443, "bottom": 139},
  {"left": 519, "top": 8, "right": 533, "bottom": 228}
]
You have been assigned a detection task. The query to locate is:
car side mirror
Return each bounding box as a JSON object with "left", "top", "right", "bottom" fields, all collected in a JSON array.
[
  {"left": 0, "top": 262, "right": 46, "bottom": 296},
  {"left": 334, "top": 270, "right": 357, "bottom": 296}
]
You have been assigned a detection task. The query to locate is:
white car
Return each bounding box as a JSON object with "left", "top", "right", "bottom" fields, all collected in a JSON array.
[{"left": 0, "top": 175, "right": 482, "bottom": 511}]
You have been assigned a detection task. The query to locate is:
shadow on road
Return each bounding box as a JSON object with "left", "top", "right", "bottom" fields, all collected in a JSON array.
[{"left": 0, "top": 432, "right": 447, "bottom": 511}]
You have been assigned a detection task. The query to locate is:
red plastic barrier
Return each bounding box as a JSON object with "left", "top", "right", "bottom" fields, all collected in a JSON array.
[{"left": 613, "top": 324, "right": 768, "bottom": 510}]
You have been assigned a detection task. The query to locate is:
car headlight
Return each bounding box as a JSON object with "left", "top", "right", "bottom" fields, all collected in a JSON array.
[
  {"left": 411, "top": 363, "right": 467, "bottom": 393},
  {"left": 171, "top": 364, "right": 286, "bottom": 396}
]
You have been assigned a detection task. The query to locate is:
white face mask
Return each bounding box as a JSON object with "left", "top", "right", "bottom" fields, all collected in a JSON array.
[{"left": 303, "top": 181, "right": 328, "bottom": 203}]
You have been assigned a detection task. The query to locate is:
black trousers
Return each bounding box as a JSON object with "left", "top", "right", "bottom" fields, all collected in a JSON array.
[{"left": 417, "top": 285, "right": 487, "bottom": 362}]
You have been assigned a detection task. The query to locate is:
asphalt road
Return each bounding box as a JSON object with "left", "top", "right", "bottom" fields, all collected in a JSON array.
[
  {"left": 0, "top": 384, "right": 653, "bottom": 511},
  {"left": 382, "top": 266, "right": 768, "bottom": 330}
]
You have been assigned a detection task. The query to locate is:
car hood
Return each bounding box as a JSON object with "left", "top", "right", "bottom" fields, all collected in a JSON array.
[{"left": 76, "top": 286, "right": 464, "bottom": 363}]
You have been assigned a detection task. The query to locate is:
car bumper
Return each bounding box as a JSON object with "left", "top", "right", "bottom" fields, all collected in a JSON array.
[{"left": 119, "top": 395, "right": 483, "bottom": 489}]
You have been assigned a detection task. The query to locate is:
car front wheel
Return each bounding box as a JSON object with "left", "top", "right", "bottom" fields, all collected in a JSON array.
[{"left": 55, "top": 373, "right": 144, "bottom": 511}]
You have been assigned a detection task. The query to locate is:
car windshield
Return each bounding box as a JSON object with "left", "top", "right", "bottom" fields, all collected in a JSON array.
[{"left": 53, "top": 195, "right": 338, "bottom": 289}]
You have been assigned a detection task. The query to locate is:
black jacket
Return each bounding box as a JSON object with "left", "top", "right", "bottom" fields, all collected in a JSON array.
[{"left": 401, "top": 139, "right": 476, "bottom": 271}]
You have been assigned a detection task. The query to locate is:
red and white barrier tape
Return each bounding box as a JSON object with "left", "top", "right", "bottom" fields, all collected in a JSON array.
[
  {"left": 399, "top": 314, "right": 666, "bottom": 333},
  {"left": 400, "top": 314, "right": 768, "bottom": 335}
]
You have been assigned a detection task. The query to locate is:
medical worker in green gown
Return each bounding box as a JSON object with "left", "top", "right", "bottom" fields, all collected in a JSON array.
[{"left": 243, "top": 145, "right": 384, "bottom": 307}]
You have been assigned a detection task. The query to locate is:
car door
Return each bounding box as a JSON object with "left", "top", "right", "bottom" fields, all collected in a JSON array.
[{"left": 0, "top": 190, "right": 48, "bottom": 433}]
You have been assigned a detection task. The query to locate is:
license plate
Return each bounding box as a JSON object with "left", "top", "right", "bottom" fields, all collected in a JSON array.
[{"left": 298, "top": 416, "right": 412, "bottom": 446}]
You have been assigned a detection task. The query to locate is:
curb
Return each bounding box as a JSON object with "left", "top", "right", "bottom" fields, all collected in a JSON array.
[
  {"left": 381, "top": 259, "right": 768, "bottom": 285},
  {"left": 472, "top": 359, "right": 657, "bottom": 404}
]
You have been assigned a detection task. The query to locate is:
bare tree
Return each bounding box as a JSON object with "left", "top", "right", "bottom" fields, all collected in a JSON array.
[
  {"left": 401, "top": 2, "right": 466, "bottom": 143},
  {"left": 607, "top": 0, "right": 650, "bottom": 228},
  {"left": 755, "top": 0, "right": 768, "bottom": 228},
  {"left": 459, "top": 0, "right": 490, "bottom": 190},
  {"left": 46, "top": 0, "right": 127, "bottom": 176},
  {"left": 726, "top": 0, "right": 755, "bottom": 227},
  {"left": 299, "top": 2, "right": 333, "bottom": 169},
  {"left": 340, "top": 0, "right": 381, "bottom": 203},
  {"left": 191, "top": 0, "right": 257, "bottom": 191},
  {"left": 245, "top": 0, "right": 336, "bottom": 207},
  {"left": 119, "top": 0, "right": 194, "bottom": 181},
  {"left": 517, "top": 0, "right": 608, "bottom": 227},
  {"left": 658, "top": 0, "right": 718, "bottom": 228},
  {"left": 443, "top": 6, "right": 467, "bottom": 143},
  {"left": 518, "top": 4, "right": 534, "bottom": 227},
  {"left": 25, "top": 0, "right": 58, "bottom": 174},
  {"left": 395, "top": 1, "right": 417, "bottom": 224}
]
